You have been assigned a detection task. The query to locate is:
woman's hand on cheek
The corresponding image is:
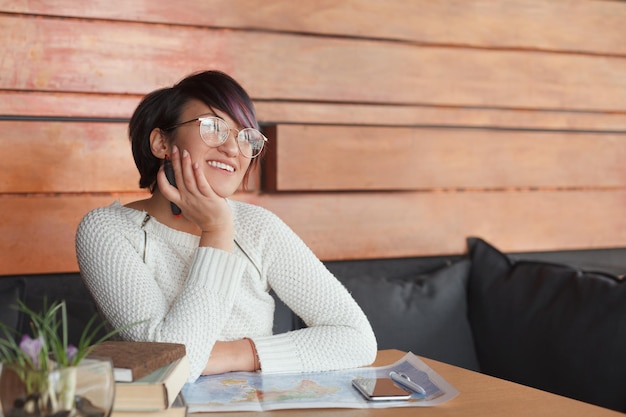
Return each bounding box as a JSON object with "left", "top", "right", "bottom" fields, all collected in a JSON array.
[
  {"left": 158, "top": 146, "right": 234, "bottom": 249},
  {"left": 180, "top": 148, "right": 233, "bottom": 230}
]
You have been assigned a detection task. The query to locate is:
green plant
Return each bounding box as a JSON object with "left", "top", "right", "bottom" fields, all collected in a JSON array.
[
  {"left": 0, "top": 299, "right": 127, "bottom": 400},
  {"left": 0, "top": 299, "right": 143, "bottom": 417},
  {"left": 0, "top": 299, "right": 121, "bottom": 371}
]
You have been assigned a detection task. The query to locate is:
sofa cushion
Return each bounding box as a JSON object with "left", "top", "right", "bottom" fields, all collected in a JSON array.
[
  {"left": 0, "top": 278, "right": 25, "bottom": 342},
  {"left": 327, "top": 257, "right": 480, "bottom": 371},
  {"left": 19, "top": 274, "right": 108, "bottom": 346},
  {"left": 467, "top": 237, "right": 626, "bottom": 412}
]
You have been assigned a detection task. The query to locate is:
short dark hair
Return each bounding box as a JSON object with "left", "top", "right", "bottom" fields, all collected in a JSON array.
[{"left": 129, "top": 70, "right": 262, "bottom": 191}]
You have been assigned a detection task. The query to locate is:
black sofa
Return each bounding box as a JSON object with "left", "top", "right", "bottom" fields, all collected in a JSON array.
[{"left": 1, "top": 237, "right": 625, "bottom": 412}]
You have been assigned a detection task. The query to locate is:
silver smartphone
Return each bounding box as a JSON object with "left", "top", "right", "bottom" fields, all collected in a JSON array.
[{"left": 352, "top": 377, "right": 412, "bottom": 401}]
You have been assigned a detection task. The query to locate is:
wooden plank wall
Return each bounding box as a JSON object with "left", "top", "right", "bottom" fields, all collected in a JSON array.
[{"left": 1, "top": 0, "right": 626, "bottom": 275}]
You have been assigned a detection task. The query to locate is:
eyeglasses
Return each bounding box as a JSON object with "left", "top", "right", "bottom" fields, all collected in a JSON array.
[{"left": 164, "top": 116, "right": 267, "bottom": 158}]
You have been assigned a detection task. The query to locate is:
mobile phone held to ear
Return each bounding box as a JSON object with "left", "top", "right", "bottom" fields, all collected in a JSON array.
[
  {"left": 164, "top": 156, "right": 182, "bottom": 216},
  {"left": 352, "top": 377, "right": 412, "bottom": 401}
]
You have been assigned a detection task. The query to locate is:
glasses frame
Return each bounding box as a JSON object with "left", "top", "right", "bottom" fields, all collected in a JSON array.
[{"left": 164, "top": 116, "right": 267, "bottom": 158}]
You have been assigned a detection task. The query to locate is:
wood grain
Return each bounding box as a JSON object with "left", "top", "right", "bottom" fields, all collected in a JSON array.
[
  {"left": 2, "top": 14, "right": 626, "bottom": 110},
  {"left": 7, "top": 120, "right": 623, "bottom": 194},
  {"left": 1, "top": 1, "right": 626, "bottom": 276},
  {"left": 0, "top": 121, "right": 138, "bottom": 193},
  {"left": 0, "top": 121, "right": 260, "bottom": 193},
  {"left": 362, "top": 350, "right": 624, "bottom": 417},
  {"left": 3, "top": 92, "right": 626, "bottom": 132},
  {"left": 264, "top": 125, "right": 626, "bottom": 191},
  {"left": 3, "top": 190, "right": 626, "bottom": 275},
  {"left": 3, "top": 92, "right": 626, "bottom": 136},
  {"left": 2, "top": 0, "right": 625, "bottom": 55}
]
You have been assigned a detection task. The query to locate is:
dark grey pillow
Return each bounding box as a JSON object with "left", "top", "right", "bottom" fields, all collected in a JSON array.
[
  {"left": 0, "top": 278, "right": 25, "bottom": 342},
  {"left": 20, "top": 274, "right": 108, "bottom": 346},
  {"left": 467, "top": 237, "right": 626, "bottom": 413},
  {"left": 329, "top": 258, "right": 480, "bottom": 371}
]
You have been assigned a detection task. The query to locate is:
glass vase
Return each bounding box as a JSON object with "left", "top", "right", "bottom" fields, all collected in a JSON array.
[{"left": 0, "top": 358, "right": 114, "bottom": 417}]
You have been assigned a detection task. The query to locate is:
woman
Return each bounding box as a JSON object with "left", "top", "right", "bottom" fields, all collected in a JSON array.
[{"left": 76, "top": 70, "right": 377, "bottom": 381}]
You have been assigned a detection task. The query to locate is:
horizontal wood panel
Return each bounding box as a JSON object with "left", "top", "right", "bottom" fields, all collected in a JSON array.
[
  {"left": 7, "top": 121, "right": 625, "bottom": 194},
  {"left": 2, "top": 190, "right": 626, "bottom": 275},
  {"left": 3, "top": 15, "right": 626, "bottom": 111},
  {"left": 4, "top": 120, "right": 625, "bottom": 193},
  {"left": 0, "top": 91, "right": 141, "bottom": 118},
  {"left": 251, "top": 190, "right": 626, "bottom": 260},
  {"left": 0, "top": 121, "right": 138, "bottom": 193},
  {"left": 2, "top": 1, "right": 626, "bottom": 280},
  {"left": 2, "top": 0, "right": 625, "bottom": 55},
  {"left": 265, "top": 125, "right": 626, "bottom": 191},
  {"left": 258, "top": 103, "right": 626, "bottom": 132},
  {"left": 0, "top": 193, "right": 148, "bottom": 275},
  {"left": 3, "top": 92, "right": 626, "bottom": 132},
  {"left": 0, "top": 121, "right": 260, "bottom": 193}
]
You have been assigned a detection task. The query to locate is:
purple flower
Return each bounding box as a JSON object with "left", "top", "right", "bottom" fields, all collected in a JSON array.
[
  {"left": 66, "top": 345, "right": 78, "bottom": 362},
  {"left": 19, "top": 335, "right": 44, "bottom": 368}
]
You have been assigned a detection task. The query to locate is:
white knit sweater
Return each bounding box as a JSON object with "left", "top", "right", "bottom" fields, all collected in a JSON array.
[{"left": 75, "top": 201, "right": 377, "bottom": 381}]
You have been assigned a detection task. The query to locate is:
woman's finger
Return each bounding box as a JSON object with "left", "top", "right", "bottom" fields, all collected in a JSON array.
[
  {"left": 193, "top": 159, "right": 217, "bottom": 198},
  {"left": 179, "top": 148, "right": 200, "bottom": 194}
]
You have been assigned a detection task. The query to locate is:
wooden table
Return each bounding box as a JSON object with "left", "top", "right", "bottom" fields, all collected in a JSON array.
[{"left": 202, "top": 350, "right": 623, "bottom": 417}]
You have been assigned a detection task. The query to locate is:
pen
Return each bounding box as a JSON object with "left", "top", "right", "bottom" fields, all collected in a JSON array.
[{"left": 389, "top": 371, "right": 426, "bottom": 397}]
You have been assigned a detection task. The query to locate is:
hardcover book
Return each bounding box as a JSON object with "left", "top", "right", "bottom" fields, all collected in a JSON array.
[
  {"left": 114, "top": 355, "right": 191, "bottom": 411},
  {"left": 111, "top": 392, "right": 187, "bottom": 417},
  {"left": 89, "top": 340, "right": 186, "bottom": 382}
]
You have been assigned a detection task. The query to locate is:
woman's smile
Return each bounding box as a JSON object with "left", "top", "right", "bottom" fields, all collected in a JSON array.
[{"left": 207, "top": 160, "right": 235, "bottom": 173}]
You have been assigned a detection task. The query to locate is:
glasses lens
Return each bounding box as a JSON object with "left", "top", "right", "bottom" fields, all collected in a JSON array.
[
  {"left": 199, "top": 118, "right": 229, "bottom": 146},
  {"left": 238, "top": 129, "right": 265, "bottom": 158}
]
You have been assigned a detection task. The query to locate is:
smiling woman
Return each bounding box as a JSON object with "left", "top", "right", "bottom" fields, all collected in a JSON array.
[{"left": 74, "top": 70, "right": 378, "bottom": 382}]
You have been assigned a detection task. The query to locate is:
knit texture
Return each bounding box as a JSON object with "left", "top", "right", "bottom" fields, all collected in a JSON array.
[{"left": 75, "top": 201, "right": 377, "bottom": 381}]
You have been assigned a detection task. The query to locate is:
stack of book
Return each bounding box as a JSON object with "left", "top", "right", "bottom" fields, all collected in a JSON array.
[{"left": 89, "top": 341, "right": 190, "bottom": 417}]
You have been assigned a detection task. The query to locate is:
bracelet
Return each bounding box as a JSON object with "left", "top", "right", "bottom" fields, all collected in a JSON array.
[{"left": 244, "top": 337, "right": 260, "bottom": 371}]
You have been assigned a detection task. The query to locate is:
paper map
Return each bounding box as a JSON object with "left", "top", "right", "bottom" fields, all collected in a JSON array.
[{"left": 182, "top": 352, "right": 459, "bottom": 412}]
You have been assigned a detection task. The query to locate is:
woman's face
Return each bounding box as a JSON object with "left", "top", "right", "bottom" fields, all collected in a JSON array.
[{"left": 170, "top": 99, "right": 252, "bottom": 198}]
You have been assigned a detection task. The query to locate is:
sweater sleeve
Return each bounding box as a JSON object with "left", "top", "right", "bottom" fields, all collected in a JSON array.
[
  {"left": 75, "top": 208, "right": 247, "bottom": 381},
  {"left": 246, "top": 209, "right": 378, "bottom": 373}
]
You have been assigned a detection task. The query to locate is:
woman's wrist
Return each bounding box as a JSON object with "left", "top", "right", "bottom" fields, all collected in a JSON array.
[
  {"left": 244, "top": 337, "right": 260, "bottom": 371},
  {"left": 203, "top": 339, "right": 260, "bottom": 375},
  {"left": 199, "top": 227, "right": 234, "bottom": 251}
]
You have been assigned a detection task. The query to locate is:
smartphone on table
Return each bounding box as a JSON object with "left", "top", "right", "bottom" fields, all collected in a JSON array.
[{"left": 352, "top": 377, "right": 412, "bottom": 401}]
